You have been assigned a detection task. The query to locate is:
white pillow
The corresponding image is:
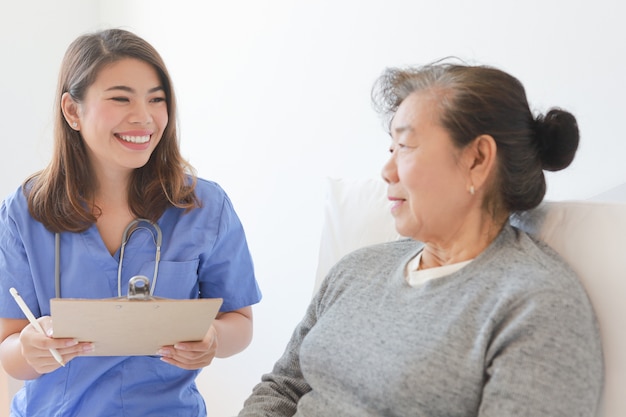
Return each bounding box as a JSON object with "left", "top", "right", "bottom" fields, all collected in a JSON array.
[
  {"left": 314, "top": 178, "right": 400, "bottom": 293},
  {"left": 316, "top": 177, "right": 626, "bottom": 417}
]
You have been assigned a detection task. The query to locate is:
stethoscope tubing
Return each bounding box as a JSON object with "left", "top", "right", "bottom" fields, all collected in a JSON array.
[
  {"left": 54, "top": 219, "right": 162, "bottom": 298},
  {"left": 116, "top": 219, "right": 162, "bottom": 297}
]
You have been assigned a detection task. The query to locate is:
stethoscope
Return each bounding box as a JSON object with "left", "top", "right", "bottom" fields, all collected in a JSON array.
[{"left": 54, "top": 219, "right": 162, "bottom": 298}]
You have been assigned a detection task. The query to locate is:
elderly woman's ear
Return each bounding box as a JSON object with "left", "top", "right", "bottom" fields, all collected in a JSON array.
[{"left": 465, "top": 134, "right": 497, "bottom": 195}]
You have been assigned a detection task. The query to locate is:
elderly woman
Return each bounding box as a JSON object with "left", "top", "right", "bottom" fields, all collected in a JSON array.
[{"left": 239, "top": 62, "right": 603, "bottom": 416}]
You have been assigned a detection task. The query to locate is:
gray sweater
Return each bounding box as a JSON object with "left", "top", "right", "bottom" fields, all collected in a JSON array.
[{"left": 239, "top": 224, "right": 603, "bottom": 416}]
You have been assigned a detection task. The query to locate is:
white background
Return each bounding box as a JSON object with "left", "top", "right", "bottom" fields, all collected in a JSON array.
[{"left": 1, "top": 1, "right": 624, "bottom": 416}]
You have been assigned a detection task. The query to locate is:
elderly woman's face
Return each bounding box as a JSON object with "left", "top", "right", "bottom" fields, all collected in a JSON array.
[{"left": 381, "top": 92, "right": 471, "bottom": 242}]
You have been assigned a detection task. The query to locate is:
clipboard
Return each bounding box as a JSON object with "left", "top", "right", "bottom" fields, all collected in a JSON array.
[{"left": 50, "top": 276, "right": 223, "bottom": 356}]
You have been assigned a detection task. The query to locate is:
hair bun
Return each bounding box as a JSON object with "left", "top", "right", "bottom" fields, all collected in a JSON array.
[{"left": 534, "top": 108, "right": 579, "bottom": 171}]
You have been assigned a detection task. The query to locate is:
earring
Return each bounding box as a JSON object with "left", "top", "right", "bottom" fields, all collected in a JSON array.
[
  {"left": 72, "top": 122, "right": 78, "bottom": 129},
  {"left": 469, "top": 185, "right": 475, "bottom": 195}
]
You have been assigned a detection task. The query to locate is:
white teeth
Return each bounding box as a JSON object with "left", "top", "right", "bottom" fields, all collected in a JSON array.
[{"left": 118, "top": 134, "right": 150, "bottom": 144}]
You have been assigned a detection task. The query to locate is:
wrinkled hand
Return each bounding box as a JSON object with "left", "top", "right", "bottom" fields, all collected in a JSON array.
[
  {"left": 19, "top": 316, "right": 93, "bottom": 374},
  {"left": 157, "top": 325, "right": 218, "bottom": 370}
]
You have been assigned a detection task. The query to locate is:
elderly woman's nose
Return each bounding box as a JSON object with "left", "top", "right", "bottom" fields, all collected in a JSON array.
[{"left": 381, "top": 155, "right": 398, "bottom": 184}]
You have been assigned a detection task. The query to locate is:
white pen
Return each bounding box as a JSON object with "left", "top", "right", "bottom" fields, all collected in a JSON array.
[{"left": 9, "top": 287, "right": 65, "bottom": 367}]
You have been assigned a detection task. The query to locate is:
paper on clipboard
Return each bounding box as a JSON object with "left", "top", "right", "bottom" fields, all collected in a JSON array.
[{"left": 50, "top": 296, "right": 223, "bottom": 356}]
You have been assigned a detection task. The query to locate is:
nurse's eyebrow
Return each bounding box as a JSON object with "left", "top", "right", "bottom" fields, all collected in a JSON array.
[{"left": 105, "top": 85, "right": 165, "bottom": 93}]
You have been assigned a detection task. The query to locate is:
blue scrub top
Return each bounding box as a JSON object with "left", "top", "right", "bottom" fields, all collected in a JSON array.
[{"left": 0, "top": 178, "right": 261, "bottom": 417}]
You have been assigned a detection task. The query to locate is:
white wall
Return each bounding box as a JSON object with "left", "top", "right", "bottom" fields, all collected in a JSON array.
[
  {"left": 0, "top": 1, "right": 102, "bottom": 198},
  {"left": 1, "top": 1, "right": 625, "bottom": 416}
]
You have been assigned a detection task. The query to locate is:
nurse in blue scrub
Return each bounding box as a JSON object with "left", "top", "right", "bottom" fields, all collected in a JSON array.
[{"left": 0, "top": 28, "right": 261, "bottom": 416}]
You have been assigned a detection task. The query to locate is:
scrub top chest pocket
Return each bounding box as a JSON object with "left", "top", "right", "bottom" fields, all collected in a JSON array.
[{"left": 136, "top": 258, "right": 201, "bottom": 299}]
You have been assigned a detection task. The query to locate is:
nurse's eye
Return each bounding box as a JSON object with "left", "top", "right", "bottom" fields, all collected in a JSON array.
[
  {"left": 150, "top": 97, "right": 167, "bottom": 103},
  {"left": 110, "top": 97, "right": 130, "bottom": 102}
]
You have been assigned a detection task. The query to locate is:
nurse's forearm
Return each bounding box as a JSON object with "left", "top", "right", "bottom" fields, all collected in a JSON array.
[
  {"left": 0, "top": 333, "right": 41, "bottom": 380},
  {"left": 213, "top": 306, "right": 253, "bottom": 358}
]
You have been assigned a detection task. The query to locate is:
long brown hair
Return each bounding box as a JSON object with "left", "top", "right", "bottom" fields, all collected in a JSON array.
[{"left": 25, "top": 29, "right": 199, "bottom": 233}]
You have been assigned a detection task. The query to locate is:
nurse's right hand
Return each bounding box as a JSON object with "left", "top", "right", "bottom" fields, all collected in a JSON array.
[{"left": 19, "top": 316, "right": 93, "bottom": 374}]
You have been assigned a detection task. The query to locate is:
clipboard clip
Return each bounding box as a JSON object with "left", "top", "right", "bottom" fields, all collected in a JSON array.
[{"left": 127, "top": 276, "right": 153, "bottom": 300}]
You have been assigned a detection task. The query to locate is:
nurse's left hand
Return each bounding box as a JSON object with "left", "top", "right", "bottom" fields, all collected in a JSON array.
[{"left": 157, "top": 325, "right": 217, "bottom": 370}]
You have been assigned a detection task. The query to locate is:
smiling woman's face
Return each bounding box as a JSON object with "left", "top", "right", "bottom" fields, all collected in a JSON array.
[{"left": 72, "top": 58, "right": 168, "bottom": 178}]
